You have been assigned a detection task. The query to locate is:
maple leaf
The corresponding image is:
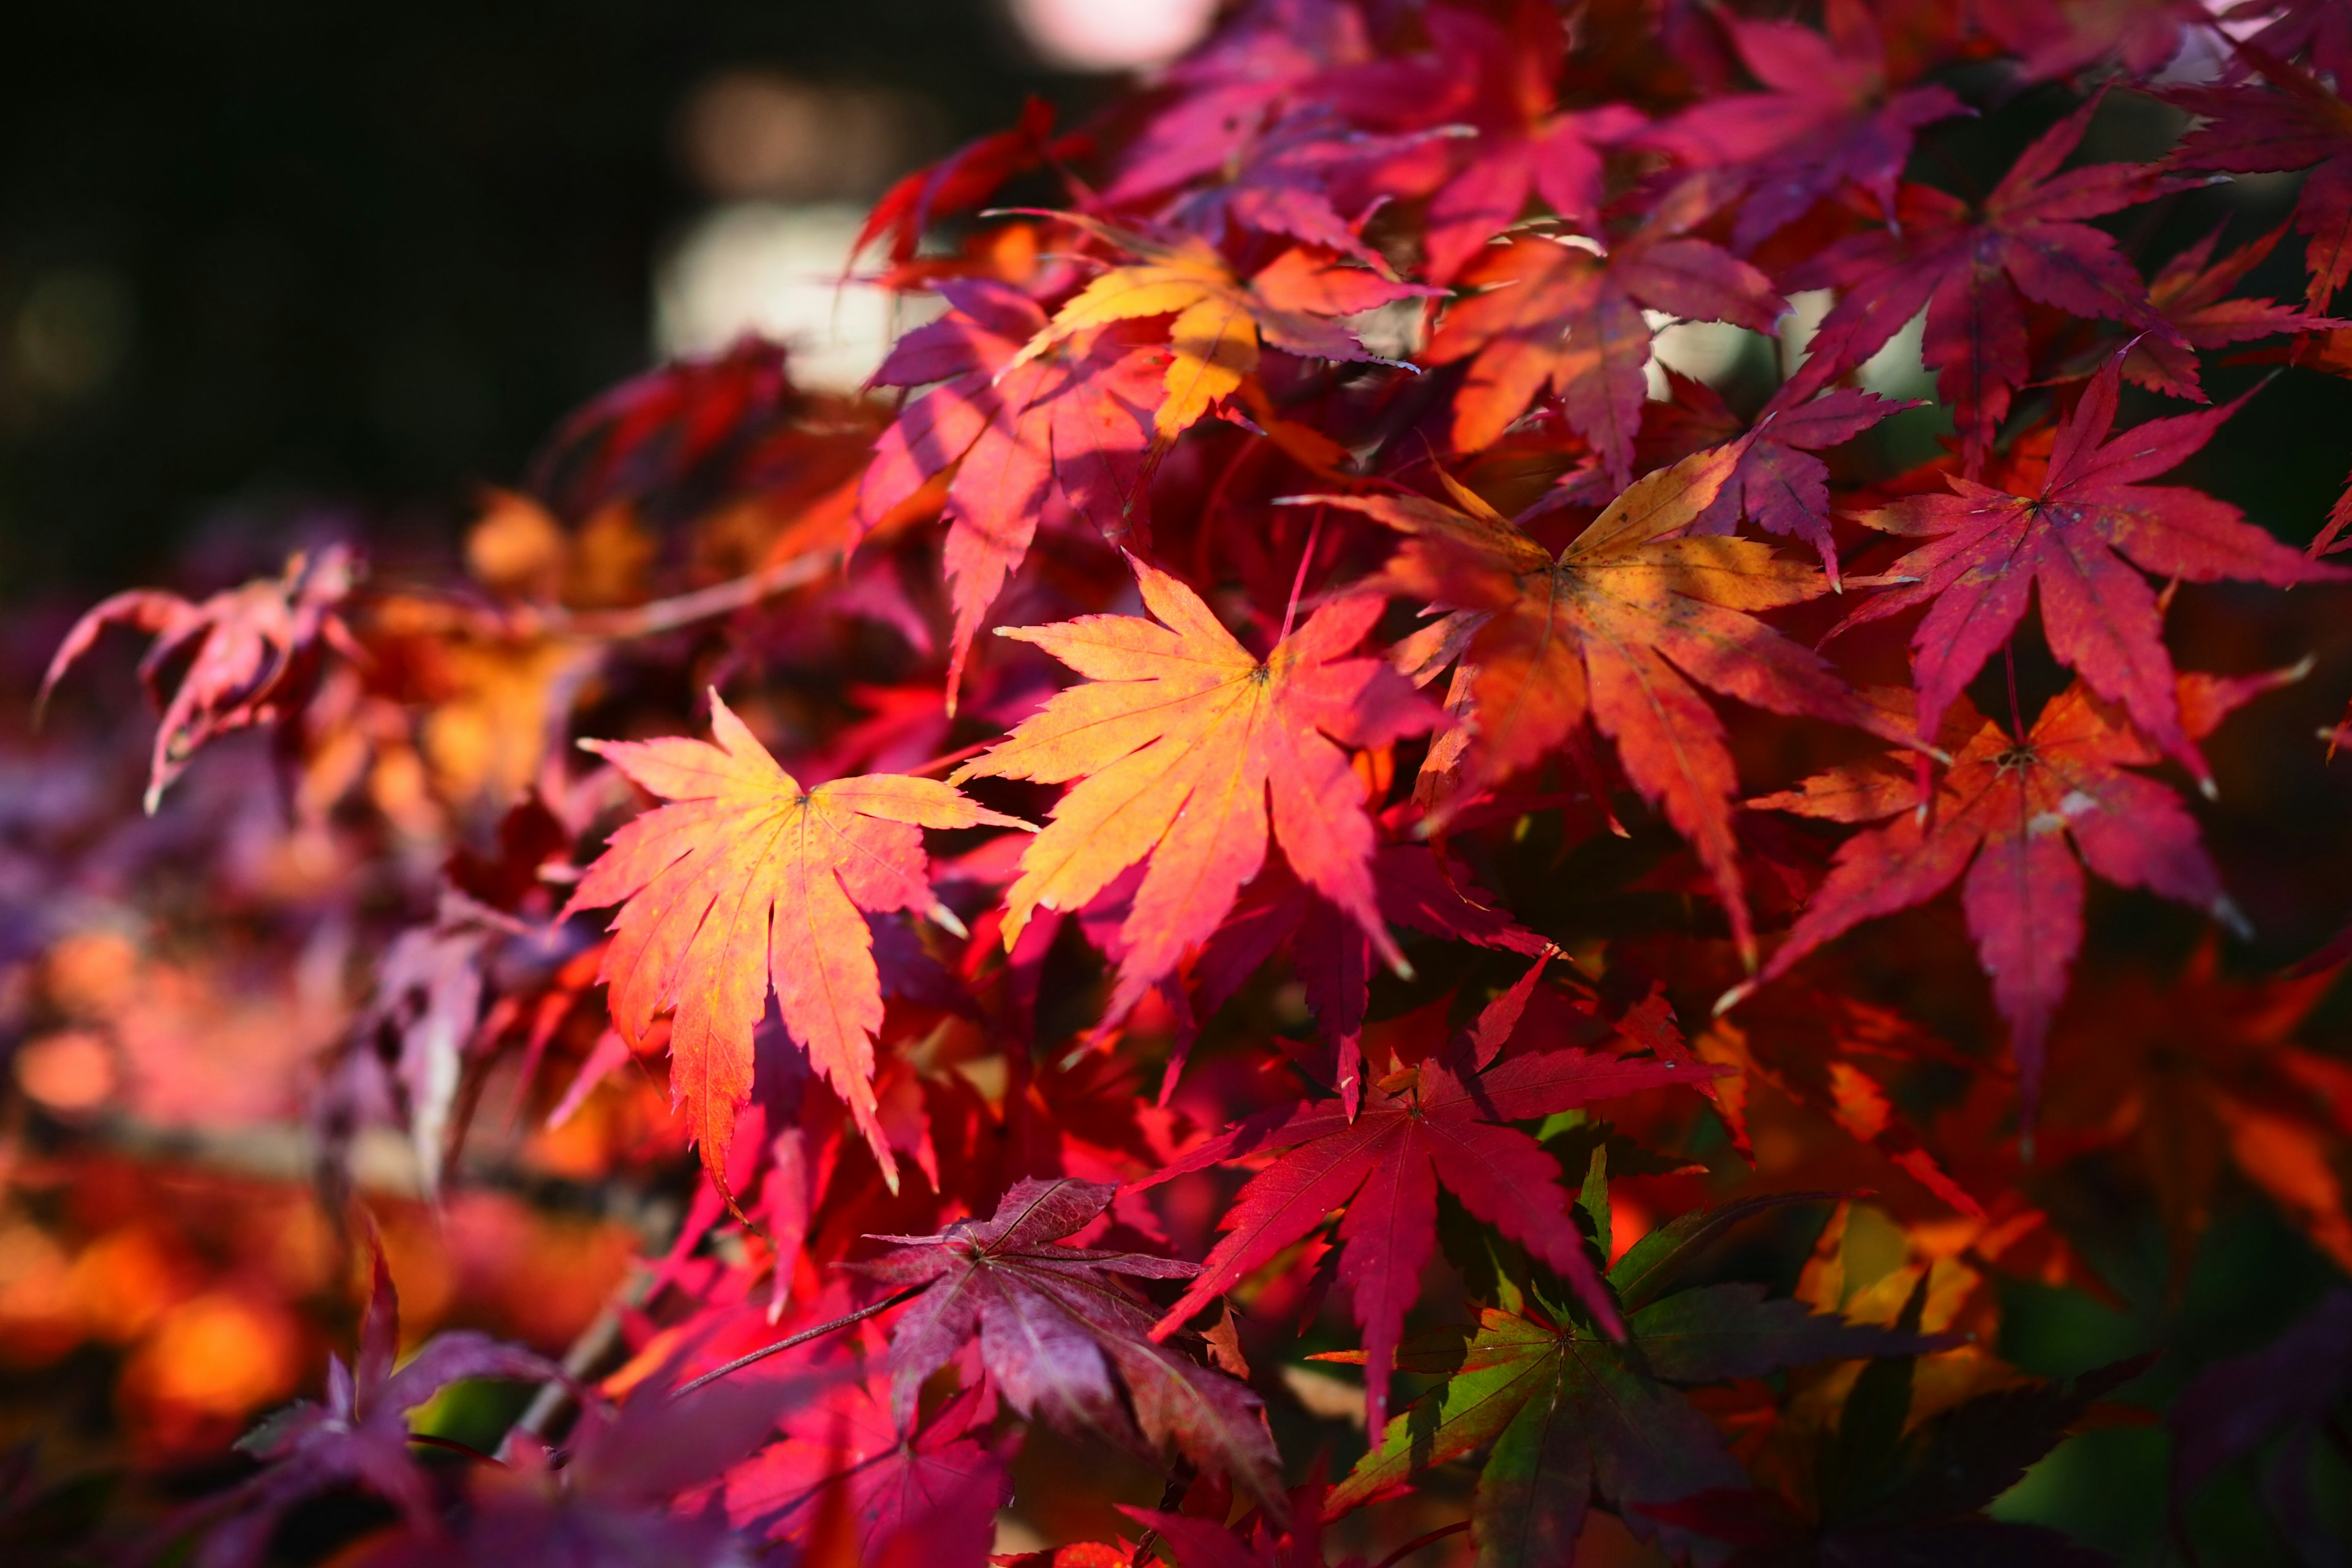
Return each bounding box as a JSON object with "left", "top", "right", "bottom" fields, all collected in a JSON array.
[
  {"left": 849, "top": 1177, "right": 1284, "bottom": 1510},
  {"left": 564, "top": 692, "right": 1029, "bottom": 1188},
  {"left": 1788, "top": 93, "right": 2184, "bottom": 470},
  {"left": 951, "top": 557, "right": 1436, "bottom": 1033},
  {"left": 1828, "top": 350, "right": 2337, "bottom": 783},
  {"left": 1977, "top": 0, "right": 2207, "bottom": 82},
  {"left": 1164, "top": 114, "right": 1453, "bottom": 274},
  {"left": 2165, "top": 47, "right": 2352, "bottom": 311},
  {"left": 2039, "top": 945, "right": 2352, "bottom": 1273},
  {"left": 40, "top": 545, "right": 360, "bottom": 813},
  {"left": 187, "top": 1242, "right": 557, "bottom": 1568},
  {"left": 857, "top": 96, "right": 1072, "bottom": 267},
  {"left": 1306, "top": 445, "right": 1914, "bottom": 964},
  {"left": 1696, "top": 984, "right": 1983, "bottom": 1217},
  {"left": 998, "top": 225, "right": 1434, "bottom": 444},
  {"left": 1672, "top": 380, "right": 1918, "bottom": 582},
  {"left": 1101, "top": 0, "right": 1371, "bottom": 205},
  {"left": 2121, "top": 221, "right": 2346, "bottom": 398},
  {"left": 728, "top": 1379, "right": 1012, "bottom": 1565},
  {"left": 2227, "top": 0, "right": 2352, "bottom": 82},
  {"left": 1324, "top": 1191, "right": 1941, "bottom": 1567},
  {"left": 1646, "top": 0, "right": 1968, "bottom": 249},
  {"left": 858, "top": 278, "right": 1162, "bottom": 699},
  {"left": 1138, "top": 1023, "right": 1722, "bottom": 1441},
  {"left": 1427, "top": 202, "right": 1785, "bottom": 484},
  {"left": 1734, "top": 667, "right": 2304, "bottom": 1111},
  {"left": 526, "top": 336, "right": 802, "bottom": 521},
  {"left": 1407, "top": 2, "right": 1648, "bottom": 284}
]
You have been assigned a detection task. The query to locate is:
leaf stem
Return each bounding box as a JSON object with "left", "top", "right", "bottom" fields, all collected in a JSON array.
[
  {"left": 671, "top": 1284, "right": 925, "bottom": 1399},
  {"left": 1279, "top": 506, "right": 1326, "bottom": 646}
]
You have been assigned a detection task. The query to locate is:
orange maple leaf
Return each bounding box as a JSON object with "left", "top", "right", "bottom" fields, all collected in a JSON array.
[
  {"left": 565, "top": 693, "right": 1029, "bottom": 1188},
  {"left": 999, "top": 223, "right": 1431, "bottom": 443},
  {"left": 1300, "top": 447, "right": 1917, "bottom": 965},
  {"left": 951, "top": 559, "right": 1437, "bottom": 1030}
]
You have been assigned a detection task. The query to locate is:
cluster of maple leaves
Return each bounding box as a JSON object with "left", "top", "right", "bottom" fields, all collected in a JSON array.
[{"left": 23, "top": 0, "right": 2352, "bottom": 1563}]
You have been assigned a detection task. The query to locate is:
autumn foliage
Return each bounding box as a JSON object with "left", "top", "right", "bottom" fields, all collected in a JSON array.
[{"left": 18, "top": 1, "right": 2352, "bottom": 1564}]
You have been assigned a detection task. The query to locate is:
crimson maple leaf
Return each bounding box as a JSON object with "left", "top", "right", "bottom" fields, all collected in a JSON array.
[
  {"left": 850, "top": 1177, "right": 1283, "bottom": 1510},
  {"left": 1161, "top": 115, "right": 1448, "bottom": 274},
  {"left": 726, "top": 1380, "right": 1012, "bottom": 1564},
  {"left": 856, "top": 96, "right": 1071, "bottom": 268},
  {"left": 1307, "top": 445, "right": 1914, "bottom": 965},
  {"left": 858, "top": 279, "right": 1161, "bottom": 700},
  {"left": 1828, "top": 350, "right": 2336, "bottom": 785},
  {"left": 1788, "top": 93, "right": 2184, "bottom": 470},
  {"left": 2228, "top": 0, "right": 2352, "bottom": 82},
  {"left": 1977, "top": 0, "right": 2208, "bottom": 82},
  {"left": 1100, "top": 0, "right": 1370, "bottom": 206},
  {"left": 2166, "top": 47, "right": 2352, "bottom": 311},
  {"left": 2120, "top": 221, "right": 2346, "bottom": 399},
  {"left": 1139, "top": 1019, "right": 1721, "bottom": 1441},
  {"left": 40, "top": 545, "right": 360, "bottom": 813},
  {"left": 1647, "top": 0, "right": 1967, "bottom": 249},
  {"left": 951, "top": 558, "right": 1436, "bottom": 1034},
  {"left": 1428, "top": 193, "right": 1785, "bottom": 484},
  {"left": 564, "top": 692, "right": 1029, "bottom": 1188},
  {"left": 1732, "top": 667, "right": 2302, "bottom": 1110},
  {"left": 1406, "top": 1, "right": 1647, "bottom": 284},
  {"left": 1655, "top": 378, "right": 1917, "bottom": 582}
]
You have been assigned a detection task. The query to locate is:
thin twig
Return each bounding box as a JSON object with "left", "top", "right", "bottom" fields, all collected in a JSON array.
[
  {"left": 2005, "top": 638, "right": 2024, "bottom": 739},
  {"left": 1371, "top": 1520, "right": 1471, "bottom": 1568},
  {"left": 671, "top": 1284, "right": 925, "bottom": 1400},
  {"left": 387, "top": 551, "right": 841, "bottom": 644}
]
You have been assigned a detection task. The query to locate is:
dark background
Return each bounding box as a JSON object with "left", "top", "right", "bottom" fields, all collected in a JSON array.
[{"left": 0, "top": 0, "right": 1086, "bottom": 600}]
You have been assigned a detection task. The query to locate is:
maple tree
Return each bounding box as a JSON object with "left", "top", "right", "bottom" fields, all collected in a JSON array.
[{"left": 17, "top": 2, "right": 2352, "bottom": 1566}]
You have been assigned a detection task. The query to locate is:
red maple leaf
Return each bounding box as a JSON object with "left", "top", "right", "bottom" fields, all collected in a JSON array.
[
  {"left": 39, "top": 544, "right": 361, "bottom": 813},
  {"left": 1648, "top": 0, "right": 1967, "bottom": 249},
  {"left": 1406, "top": 1, "right": 1648, "bottom": 284},
  {"left": 726, "top": 1379, "right": 1012, "bottom": 1564},
  {"left": 1829, "top": 349, "right": 2336, "bottom": 785},
  {"left": 858, "top": 279, "right": 1161, "bottom": 701},
  {"left": 2121, "top": 221, "right": 2346, "bottom": 398},
  {"left": 1732, "top": 667, "right": 2303, "bottom": 1109},
  {"left": 857, "top": 96, "right": 1076, "bottom": 268},
  {"left": 2166, "top": 47, "right": 2352, "bottom": 312},
  {"left": 1789, "top": 93, "right": 2184, "bottom": 470},
  {"left": 1676, "top": 380, "right": 1917, "bottom": 582},
  {"left": 1428, "top": 187, "right": 1785, "bottom": 484},
  {"left": 1140, "top": 1018, "right": 1721, "bottom": 1440}
]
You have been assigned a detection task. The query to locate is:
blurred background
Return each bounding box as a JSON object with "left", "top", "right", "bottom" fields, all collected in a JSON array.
[{"left": 0, "top": 0, "right": 1216, "bottom": 602}]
